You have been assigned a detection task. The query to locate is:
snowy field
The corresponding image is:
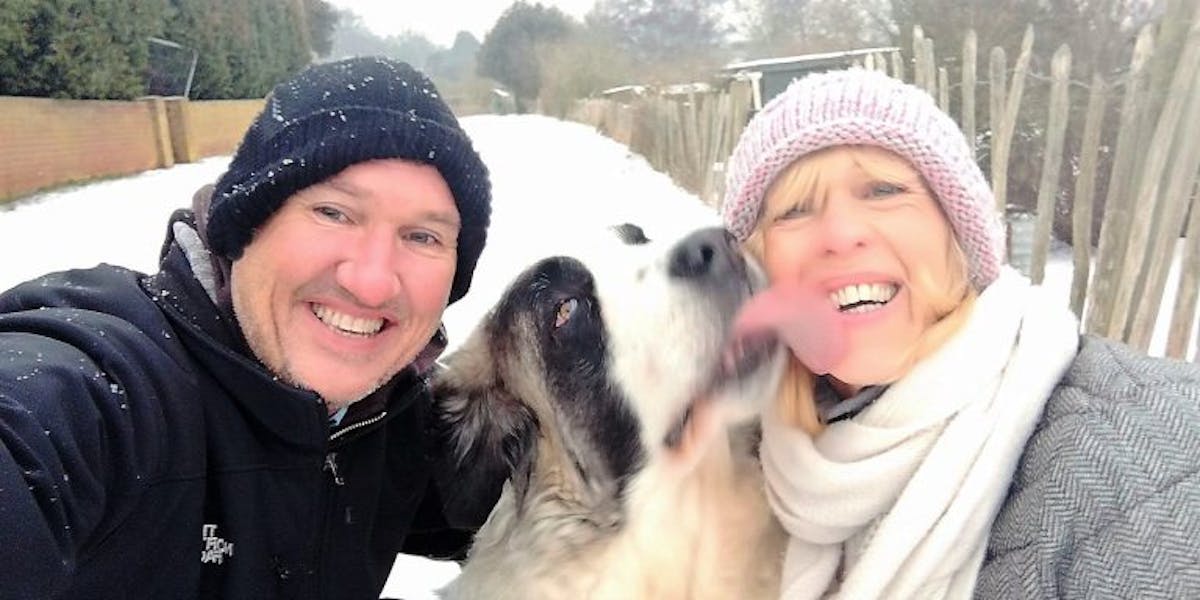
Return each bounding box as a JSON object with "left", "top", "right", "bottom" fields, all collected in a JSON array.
[{"left": 0, "top": 114, "right": 1195, "bottom": 597}]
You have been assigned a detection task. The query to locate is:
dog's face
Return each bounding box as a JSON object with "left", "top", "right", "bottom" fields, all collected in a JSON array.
[{"left": 435, "top": 224, "right": 784, "bottom": 518}]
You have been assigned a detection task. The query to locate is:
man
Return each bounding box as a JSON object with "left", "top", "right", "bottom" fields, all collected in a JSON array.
[{"left": 0, "top": 57, "right": 496, "bottom": 599}]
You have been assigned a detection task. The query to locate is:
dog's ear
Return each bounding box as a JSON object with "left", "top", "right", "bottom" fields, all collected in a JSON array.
[
  {"left": 432, "top": 342, "right": 539, "bottom": 523},
  {"left": 611, "top": 222, "right": 650, "bottom": 245}
]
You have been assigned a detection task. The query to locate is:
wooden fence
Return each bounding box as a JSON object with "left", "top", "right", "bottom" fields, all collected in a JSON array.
[
  {"left": 570, "top": 6, "right": 1200, "bottom": 362},
  {"left": 571, "top": 83, "right": 755, "bottom": 210},
  {"left": 0, "top": 96, "right": 263, "bottom": 204}
]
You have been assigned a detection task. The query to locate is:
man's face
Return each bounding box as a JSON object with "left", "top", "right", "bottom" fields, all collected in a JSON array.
[{"left": 230, "top": 159, "right": 459, "bottom": 411}]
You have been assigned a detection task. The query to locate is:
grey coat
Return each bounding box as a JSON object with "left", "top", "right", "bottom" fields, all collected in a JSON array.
[{"left": 976, "top": 335, "right": 1200, "bottom": 598}]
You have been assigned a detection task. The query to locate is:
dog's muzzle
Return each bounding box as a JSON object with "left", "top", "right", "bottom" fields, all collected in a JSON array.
[{"left": 667, "top": 227, "right": 748, "bottom": 283}]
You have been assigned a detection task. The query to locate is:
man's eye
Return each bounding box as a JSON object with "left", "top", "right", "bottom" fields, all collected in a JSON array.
[
  {"left": 406, "top": 231, "right": 441, "bottom": 246},
  {"left": 314, "top": 205, "right": 348, "bottom": 222}
]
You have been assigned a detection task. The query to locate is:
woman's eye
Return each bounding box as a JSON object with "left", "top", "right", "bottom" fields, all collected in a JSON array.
[
  {"left": 869, "top": 182, "right": 906, "bottom": 198},
  {"left": 775, "top": 203, "right": 810, "bottom": 221},
  {"left": 554, "top": 298, "right": 578, "bottom": 329}
]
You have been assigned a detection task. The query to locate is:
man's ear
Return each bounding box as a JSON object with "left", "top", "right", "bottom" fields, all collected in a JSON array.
[{"left": 431, "top": 342, "right": 538, "bottom": 523}]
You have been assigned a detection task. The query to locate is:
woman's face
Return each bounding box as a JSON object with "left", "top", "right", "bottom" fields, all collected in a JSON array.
[{"left": 760, "top": 147, "right": 959, "bottom": 395}]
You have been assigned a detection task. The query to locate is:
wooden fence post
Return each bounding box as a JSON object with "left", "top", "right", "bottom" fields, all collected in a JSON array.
[
  {"left": 1167, "top": 185, "right": 1200, "bottom": 360},
  {"left": 992, "top": 26, "right": 1035, "bottom": 215},
  {"left": 891, "top": 50, "right": 906, "bottom": 83},
  {"left": 938, "top": 67, "right": 950, "bottom": 113},
  {"left": 1070, "top": 75, "right": 1108, "bottom": 318},
  {"left": 913, "top": 26, "right": 928, "bottom": 91},
  {"left": 1107, "top": 8, "right": 1200, "bottom": 347},
  {"left": 989, "top": 47, "right": 1007, "bottom": 213},
  {"left": 163, "top": 98, "right": 197, "bottom": 164},
  {"left": 1085, "top": 26, "right": 1156, "bottom": 336},
  {"left": 923, "top": 38, "right": 938, "bottom": 96},
  {"left": 702, "top": 91, "right": 732, "bottom": 206},
  {"left": 1127, "top": 6, "right": 1200, "bottom": 350},
  {"left": 962, "top": 30, "right": 978, "bottom": 159},
  {"left": 142, "top": 97, "right": 175, "bottom": 169},
  {"left": 680, "top": 92, "right": 699, "bottom": 192},
  {"left": 873, "top": 52, "right": 890, "bottom": 74},
  {"left": 1030, "top": 44, "right": 1072, "bottom": 284}
]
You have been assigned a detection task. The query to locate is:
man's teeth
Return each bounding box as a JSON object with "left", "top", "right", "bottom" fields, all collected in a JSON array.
[
  {"left": 830, "top": 283, "right": 898, "bottom": 311},
  {"left": 313, "top": 305, "right": 384, "bottom": 336}
]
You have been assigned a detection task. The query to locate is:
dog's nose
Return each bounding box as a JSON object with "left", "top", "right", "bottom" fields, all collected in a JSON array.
[{"left": 668, "top": 227, "right": 741, "bottom": 280}]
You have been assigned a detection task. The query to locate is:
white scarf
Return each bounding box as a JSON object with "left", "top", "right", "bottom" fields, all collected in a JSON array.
[{"left": 762, "top": 267, "right": 1079, "bottom": 599}]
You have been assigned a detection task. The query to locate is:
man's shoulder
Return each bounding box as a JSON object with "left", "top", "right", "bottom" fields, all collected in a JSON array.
[
  {"left": 0, "top": 264, "right": 149, "bottom": 316},
  {"left": 0, "top": 264, "right": 189, "bottom": 387}
]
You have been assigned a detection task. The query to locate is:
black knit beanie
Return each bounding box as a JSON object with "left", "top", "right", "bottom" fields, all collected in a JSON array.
[{"left": 208, "top": 56, "right": 491, "bottom": 304}]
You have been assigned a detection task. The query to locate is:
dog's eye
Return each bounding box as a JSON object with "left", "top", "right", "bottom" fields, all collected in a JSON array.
[{"left": 554, "top": 298, "right": 578, "bottom": 329}]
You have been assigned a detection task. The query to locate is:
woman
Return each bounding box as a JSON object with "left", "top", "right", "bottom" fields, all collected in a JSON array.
[{"left": 721, "top": 68, "right": 1200, "bottom": 599}]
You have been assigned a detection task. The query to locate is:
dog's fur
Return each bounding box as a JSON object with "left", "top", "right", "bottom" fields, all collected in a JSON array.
[{"left": 435, "top": 224, "right": 787, "bottom": 599}]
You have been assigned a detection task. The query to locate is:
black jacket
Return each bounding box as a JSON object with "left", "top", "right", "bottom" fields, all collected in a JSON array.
[{"left": 0, "top": 214, "right": 493, "bottom": 599}]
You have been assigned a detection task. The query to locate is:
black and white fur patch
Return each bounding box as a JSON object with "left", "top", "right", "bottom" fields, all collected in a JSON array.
[{"left": 436, "top": 223, "right": 787, "bottom": 599}]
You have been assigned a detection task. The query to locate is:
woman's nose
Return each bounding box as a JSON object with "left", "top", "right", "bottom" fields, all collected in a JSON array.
[{"left": 815, "top": 198, "right": 872, "bottom": 256}]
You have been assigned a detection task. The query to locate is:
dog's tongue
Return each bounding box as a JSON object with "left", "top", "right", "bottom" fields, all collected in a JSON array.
[{"left": 733, "top": 283, "right": 847, "bottom": 375}]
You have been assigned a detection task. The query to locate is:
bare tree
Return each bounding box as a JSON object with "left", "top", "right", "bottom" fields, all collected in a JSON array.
[{"left": 587, "top": 0, "right": 733, "bottom": 81}]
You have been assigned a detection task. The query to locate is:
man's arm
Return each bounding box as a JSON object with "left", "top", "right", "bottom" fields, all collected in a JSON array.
[
  {"left": 0, "top": 330, "right": 134, "bottom": 597},
  {"left": 0, "top": 290, "right": 178, "bottom": 598}
]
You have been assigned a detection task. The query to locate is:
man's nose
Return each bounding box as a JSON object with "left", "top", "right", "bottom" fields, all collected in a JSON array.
[{"left": 335, "top": 231, "right": 402, "bottom": 307}]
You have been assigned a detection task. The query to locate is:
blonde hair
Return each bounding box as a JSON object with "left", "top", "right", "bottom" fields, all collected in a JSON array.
[{"left": 745, "top": 147, "right": 978, "bottom": 435}]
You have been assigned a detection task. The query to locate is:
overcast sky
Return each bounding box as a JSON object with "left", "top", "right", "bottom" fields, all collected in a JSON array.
[{"left": 324, "top": 0, "right": 598, "bottom": 47}]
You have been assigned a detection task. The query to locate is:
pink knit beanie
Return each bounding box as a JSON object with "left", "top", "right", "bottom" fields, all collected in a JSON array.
[{"left": 721, "top": 68, "right": 1005, "bottom": 290}]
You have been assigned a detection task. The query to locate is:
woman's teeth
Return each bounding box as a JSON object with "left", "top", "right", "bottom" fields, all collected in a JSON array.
[{"left": 830, "top": 283, "right": 898, "bottom": 312}]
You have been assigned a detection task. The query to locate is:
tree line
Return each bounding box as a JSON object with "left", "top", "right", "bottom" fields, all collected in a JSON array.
[
  {"left": 0, "top": 0, "right": 337, "bottom": 100},
  {"left": 467, "top": 0, "right": 1169, "bottom": 243},
  {"left": 319, "top": 0, "right": 1168, "bottom": 237}
]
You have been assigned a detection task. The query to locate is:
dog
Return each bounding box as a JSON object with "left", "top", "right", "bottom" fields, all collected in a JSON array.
[{"left": 434, "top": 224, "right": 787, "bottom": 599}]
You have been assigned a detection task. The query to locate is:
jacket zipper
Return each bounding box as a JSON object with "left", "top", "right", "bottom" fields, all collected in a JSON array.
[
  {"left": 322, "top": 452, "right": 344, "bottom": 486},
  {"left": 315, "top": 450, "right": 342, "bottom": 599},
  {"left": 312, "top": 407, "right": 392, "bottom": 595},
  {"left": 328, "top": 410, "right": 388, "bottom": 444}
]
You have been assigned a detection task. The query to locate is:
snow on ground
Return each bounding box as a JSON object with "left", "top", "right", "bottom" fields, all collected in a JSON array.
[
  {"left": 0, "top": 115, "right": 1196, "bottom": 597},
  {"left": 0, "top": 155, "right": 231, "bottom": 287}
]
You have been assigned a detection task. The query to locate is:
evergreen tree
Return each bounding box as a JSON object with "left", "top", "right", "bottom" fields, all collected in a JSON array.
[
  {"left": 0, "top": 0, "right": 46, "bottom": 96},
  {"left": 586, "top": 0, "right": 731, "bottom": 80},
  {"left": 0, "top": 0, "right": 165, "bottom": 99},
  {"left": 304, "top": 0, "right": 338, "bottom": 57},
  {"left": 477, "top": 1, "right": 573, "bottom": 112},
  {"left": 0, "top": 0, "right": 329, "bottom": 99},
  {"left": 427, "top": 31, "right": 481, "bottom": 81}
]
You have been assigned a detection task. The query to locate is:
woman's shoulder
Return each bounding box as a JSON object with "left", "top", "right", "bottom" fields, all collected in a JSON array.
[
  {"left": 1025, "top": 334, "right": 1200, "bottom": 494},
  {"left": 1056, "top": 334, "right": 1200, "bottom": 397},
  {"left": 1027, "top": 335, "right": 1200, "bottom": 465},
  {"left": 978, "top": 335, "right": 1200, "bottom": 598}
]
